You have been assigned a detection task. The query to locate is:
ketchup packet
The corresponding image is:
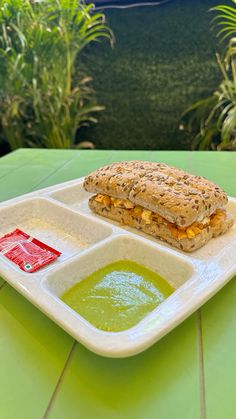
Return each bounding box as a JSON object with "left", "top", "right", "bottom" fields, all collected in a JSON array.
[{"left": 0, "top": 229, "right": 61, "bottom": 273}]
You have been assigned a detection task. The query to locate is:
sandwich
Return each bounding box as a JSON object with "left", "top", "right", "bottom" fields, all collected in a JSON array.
[{"left": 83, "top": 161, "right": 234, "bottom": 252}]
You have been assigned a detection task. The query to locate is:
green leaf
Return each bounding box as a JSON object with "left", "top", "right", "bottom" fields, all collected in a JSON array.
[{"left": 0, "top": 0, "right": 112, "bottom": 150}]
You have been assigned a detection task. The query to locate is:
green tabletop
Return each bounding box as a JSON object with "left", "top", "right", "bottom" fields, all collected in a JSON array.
[{"left": 0, "top": 149, "right": 236, "bottom": 419}]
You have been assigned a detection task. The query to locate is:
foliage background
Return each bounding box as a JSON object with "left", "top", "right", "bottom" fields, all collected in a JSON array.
[
  {"left": 80, "top": 0, "right": 230, "bottom": 149},
  {"left": 0, "top": 0, "right": 111, "bottom": 152}
]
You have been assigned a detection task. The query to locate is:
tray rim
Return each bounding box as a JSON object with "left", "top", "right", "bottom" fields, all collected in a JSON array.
[{"left": 0, "top": 177, "right": 236, "bottom": 358}]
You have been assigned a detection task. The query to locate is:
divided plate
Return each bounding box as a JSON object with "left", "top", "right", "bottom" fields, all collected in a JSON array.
[{"left": 0, "top": 178, "right": 236, "bottom": 358}]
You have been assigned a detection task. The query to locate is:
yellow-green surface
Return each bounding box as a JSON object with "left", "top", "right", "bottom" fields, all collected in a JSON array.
[
  {"left": 61, "top": 260, "right": 174, "bottom": 332},
  {"left": 0, "top": 149, "right": 235, "bottom": 419}
]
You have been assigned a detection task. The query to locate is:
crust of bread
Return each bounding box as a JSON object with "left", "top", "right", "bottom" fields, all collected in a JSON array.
[
  {"left": 129, "top": 171, "right": 227, "bottom": 227},
  {"left": 83, "top": 161, "right": 167, "bottom": 200},
  {"left": 89, "top": 197, "right": 234, "bottom": 252},
  {"left": 83, "top": 161, "right": 228, "bottom": 227}
]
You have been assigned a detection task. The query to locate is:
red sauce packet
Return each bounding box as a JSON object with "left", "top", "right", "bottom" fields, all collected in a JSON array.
[{"left": 0, "top": 229, "right": 61, "bottom": 273}]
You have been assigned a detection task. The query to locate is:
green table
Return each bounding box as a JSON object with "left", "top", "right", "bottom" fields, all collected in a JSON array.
[{"left": 0, "top": 149, "right": 236, "bottom": 419}]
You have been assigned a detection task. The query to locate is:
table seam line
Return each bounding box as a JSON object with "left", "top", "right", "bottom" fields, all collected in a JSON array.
[
  {"left": 25, "top": 150, "right": 120, "bottom": 193},
  {"left": 26, "top": 154, "right": 81, "bottom": 193},
  {"left": 42, "top": 339, "right": 77, "bottom": 419},
  {"left": 197, "top": 309, "right": 207, "bottom": 419},
  {"left": 1, "top": 153, "right": 78, "bottom": 204},
  {"left": 0, "top": 281, "right": 6, "bottom": 290},
  {"left": 0, "top": 150, "right": 47, "bottom": 183}
]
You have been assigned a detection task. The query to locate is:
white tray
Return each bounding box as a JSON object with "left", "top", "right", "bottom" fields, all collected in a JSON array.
[{"left": 0, "top": 178, "right": 236, "bottom": 358}]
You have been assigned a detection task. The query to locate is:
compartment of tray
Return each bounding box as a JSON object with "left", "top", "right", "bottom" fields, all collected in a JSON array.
[
  {"left": 44, "top": 234, "right": 194, "bottom": 298},
  {"left": 0, "top": 197, "right": 112, "bottom": 262},
  {"left": 50, "top": 181, "right": 91, "bottom": 212},
  {"left": 41, "top": 235, "right": 196, "bottom": 356}
]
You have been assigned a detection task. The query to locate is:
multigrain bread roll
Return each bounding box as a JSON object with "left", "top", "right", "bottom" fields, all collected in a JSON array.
[{"left": 83, "top": 161, "right": 234, "bottom": 252}]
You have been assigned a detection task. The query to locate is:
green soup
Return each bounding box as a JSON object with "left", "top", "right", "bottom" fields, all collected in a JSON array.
[{"left": 61, "top": 260, "right": 174, "bottom": 332}]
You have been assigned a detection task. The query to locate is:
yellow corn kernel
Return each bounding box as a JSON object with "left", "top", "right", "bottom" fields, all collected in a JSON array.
[
  {"left": 133, "top": 206, "right": 143, "bottom": 215},
  {"left": 95, "top": 194, "right": 105, "bottom": 203},
  {"left": 169, "top": 226, "right": 179, "bottom": 238},
  {"left": 186, "top": 227, "right": 195, "bottom": 238},
  {"left": 209, "top": 219, "right": 216, "bottom": 227},
  {"left": 195, "top": 221, "right": 208, "bottom": 230},
  {"left": 152, "top": 214, "right": 164, "bottom": 223},
  {"left": 191, "top": 225, "right": 202, "bottom": 235},
  {"left": 141, "top": 209, "right": 152, "bottom": 224},
  {"left": 196, "top": 223, "right": 204, "bottom": 230},
  {"left": 123, "top": 200, "right": 135, "bottom": 209},
  {"left": 210, "top": 216, "right": 221, "bottom": 227},
  {"left": 103, "top": 195, "right": 111, "bottom": 206},
  {"left": 95, "top": 194, "right": 111, "bottom": 206},
  {"left": 178, "top": 230, "right": 188, "bottom": 239},
  {"left": 113, "top": 199, "right": 124, "bottom": 208},
  {"left": 177, "top": 226, "right": 186, "bottom": 231},
  {"left": 215, "top": 209, "right": 225, "bottom": 216}
]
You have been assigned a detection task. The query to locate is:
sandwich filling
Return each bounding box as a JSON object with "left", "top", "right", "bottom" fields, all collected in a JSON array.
[{"left": 94, "top": 194, "right": 227, "bottom": 240}]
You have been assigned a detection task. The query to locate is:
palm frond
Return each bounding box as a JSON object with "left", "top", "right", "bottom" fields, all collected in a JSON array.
[
  {"left": 183, "top": 0, "right": 236, "bottom": 150},
  {"left": 0, "top": 0, "right": 112, "bottom": 150},
  {"left": 211, "top": 3, "right": 236, "bottom": 40}
]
